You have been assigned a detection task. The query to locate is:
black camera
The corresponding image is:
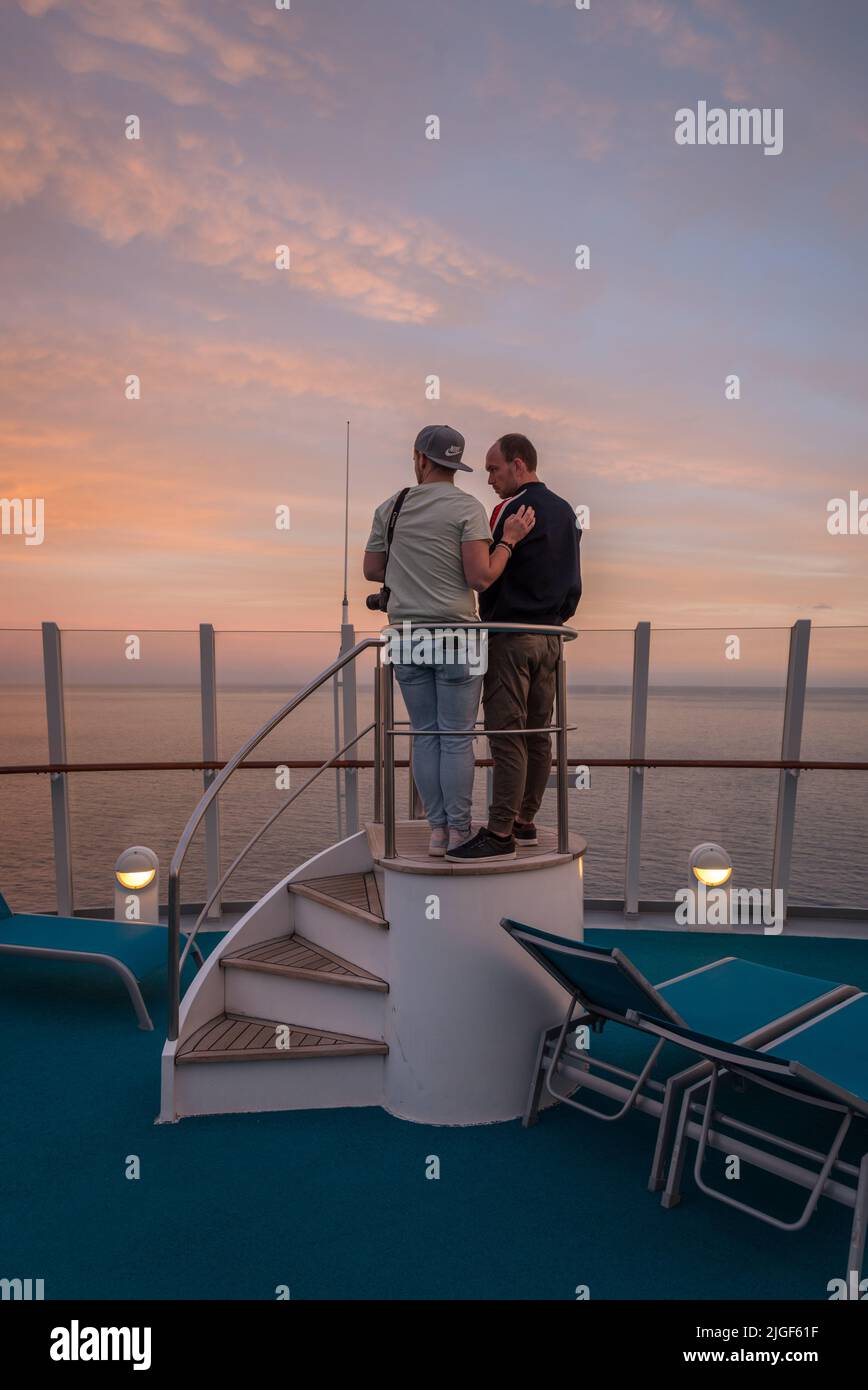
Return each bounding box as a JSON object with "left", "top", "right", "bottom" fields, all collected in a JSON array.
[{"left": 365, "top": 586, "right": 390, "bottom": 611}]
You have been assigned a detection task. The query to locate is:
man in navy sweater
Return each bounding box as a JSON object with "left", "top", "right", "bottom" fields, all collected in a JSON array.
[{"left": 446, "top": 433, "right": 581, "bottom": 862}]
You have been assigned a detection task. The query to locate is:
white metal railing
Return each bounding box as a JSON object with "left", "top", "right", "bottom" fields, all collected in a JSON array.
[{"left": 11, "top": 619, "right": 868, "bottom": 932}]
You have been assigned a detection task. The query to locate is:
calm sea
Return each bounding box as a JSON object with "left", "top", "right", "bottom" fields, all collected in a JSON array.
[{"left": 0, "top": 685, "right": 866, "bottom": 913}]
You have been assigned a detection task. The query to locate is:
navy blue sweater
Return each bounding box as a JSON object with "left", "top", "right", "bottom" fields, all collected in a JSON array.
[{"left": 479, "top": 480, "right": 582, "bottom": 626}]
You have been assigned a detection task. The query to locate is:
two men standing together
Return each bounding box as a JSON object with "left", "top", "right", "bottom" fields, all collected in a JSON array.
[{"left": 363, "top": 425, "right": 581, "bottom": 862}]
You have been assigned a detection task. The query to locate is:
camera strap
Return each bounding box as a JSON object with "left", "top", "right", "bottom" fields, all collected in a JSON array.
[{"left": 383, "top": 486, "right": 410, "bottom": 578}]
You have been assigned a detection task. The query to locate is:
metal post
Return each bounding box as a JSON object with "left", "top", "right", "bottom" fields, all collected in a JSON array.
[
  {"left": 332, "top": 672, "right": 343, "bottom": 841},
  {"left": 485, "top": 738, "right": 494, "bottom": 814},
  {"left": 624, "top": 622, "right": 651, "bottom": 916},
  {"left": 373, "top": 652, "right": 383, "bottom": 822},
  {"left": 168, "top": 870, "right": 181, "bottom": 1042},
  {"left": 199, "top": 625, "right": 222, "bottom": 919},
  {"left": 771, "top": 619, "right": 811, "bottom": 919},
  {"left": 340, "top": 622, "right": 359, "bottom": 834},
  {"left": 407, "top": 745, "right": 423, "bottom": 819},
  {"left": 555, "top": 636, "right": 570, "bottom": 853},
  {"left": 41, "top": 622, "right": 73, "bottom": 916},
  {"left": 383, "top": 662, "right": 396, "bottom": 858}
]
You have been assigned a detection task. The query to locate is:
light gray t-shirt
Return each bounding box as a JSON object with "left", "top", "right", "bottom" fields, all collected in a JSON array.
[{"left": 366, "top": 482, "right": 492, "bottom": 623}]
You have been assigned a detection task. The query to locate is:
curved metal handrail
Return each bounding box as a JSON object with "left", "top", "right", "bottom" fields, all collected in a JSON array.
[
  {"left": 167, "top": 636, "right": 383, "bottom": 1039},
  {"left": 379, "top": 619, "right": 578, "bottom": 639},
  {"left": 166, "top": 621, "right": 579, "bottom": 1039},
  {"left": 387, "top": 725, "right": 578, "bottom": 736},
  {"left": 179, "top": 720, "right": 376, "bottom": 970}
]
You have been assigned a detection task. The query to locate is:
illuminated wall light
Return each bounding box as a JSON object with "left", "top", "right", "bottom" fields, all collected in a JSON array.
[
  {"left": 681, "top": 841, "right": 734, "bottom": 929},
  {"left": 114, "top": 846, "right": 160, "bottom": 924},
  {"left": 689, "top": 842, "right": 733, "bottom": 888}
]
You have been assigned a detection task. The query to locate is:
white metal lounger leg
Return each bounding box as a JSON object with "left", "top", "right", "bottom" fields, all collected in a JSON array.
[
  {"left": 662, "top": 1074, "right": 708, "bottom": 1209},
  {"left": 105, "top": 959, "right": 154, "bottom": 1030},
  {"left": 664, "top": 1067, "right": 853, "bottom": 1230},
  {"left": 648, "top": 1059, "right": 713, "bottom": 1194},
  {"left": 544, "top": 996, "right": 665, "bottom": 1121},
  {"left": 523, "top": 1023, "right": 561, "bottom": 1128},
  {"left": 0, "top": 943, "right": 154, "bottom": 1030},
  {"left": 691, "top": 1067, "right": 851, "bottom": 1230},
  {"left": 846, "top": 1152, "right": 868, "bottom": 1280}
]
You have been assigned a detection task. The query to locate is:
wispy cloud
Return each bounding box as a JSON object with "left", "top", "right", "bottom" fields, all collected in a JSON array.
[
  {"left": 0, "top": 89, "right": 527, "bottom": 323},
  {"left": 2, "top": 0, "right": 866, "bottom": 636},
  {"left": 19, "top": 0, "right": 337, "bottom": 101}
]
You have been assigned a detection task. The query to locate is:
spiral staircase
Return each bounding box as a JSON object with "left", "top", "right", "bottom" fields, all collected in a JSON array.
[{"left": 159, "top": 625, "right": 584, "bottom": 1125}]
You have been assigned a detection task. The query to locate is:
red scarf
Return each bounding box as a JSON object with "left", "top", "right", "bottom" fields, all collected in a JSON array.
[{"left": 490, "top": 489, "right": 527, "bottom": 534}]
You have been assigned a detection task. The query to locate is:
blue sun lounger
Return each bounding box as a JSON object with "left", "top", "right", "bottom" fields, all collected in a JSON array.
[
  {"left": 0, "top": 890, "right": 201, "bottom": 1030},
  {"left": 630, "top": 995, "right": 868, "bottom": 1279},
  {"left": 500, "top": 919, "right": 858, "bottom": 1193}
]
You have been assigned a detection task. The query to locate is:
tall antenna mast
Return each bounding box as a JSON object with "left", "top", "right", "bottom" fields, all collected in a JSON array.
[{"left": 341, "top": 419, "right": 350, "bottom": 623}]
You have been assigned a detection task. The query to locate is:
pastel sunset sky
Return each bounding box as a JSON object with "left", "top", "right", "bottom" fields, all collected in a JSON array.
[{"left": 2, "top": 0, "right": 867, "bottom": 650}]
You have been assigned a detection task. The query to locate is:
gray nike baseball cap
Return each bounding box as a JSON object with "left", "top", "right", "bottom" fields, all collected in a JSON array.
[{"left": 414, "top": 424, "right": 472, "bottom": 472}]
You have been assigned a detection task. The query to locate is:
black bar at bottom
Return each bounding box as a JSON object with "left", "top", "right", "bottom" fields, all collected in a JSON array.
[{"left": 6, "top": 1297, "right": 867, "bottom": 1373}]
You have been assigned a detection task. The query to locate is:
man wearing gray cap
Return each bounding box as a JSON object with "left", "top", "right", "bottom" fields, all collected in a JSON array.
[{"left": 364, "top": 425, "right": 535, "bottom": 856}]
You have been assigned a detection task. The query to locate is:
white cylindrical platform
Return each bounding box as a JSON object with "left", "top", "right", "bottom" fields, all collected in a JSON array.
[{"left": 380, "top": 846, "right": 583, "bottom": 1125}]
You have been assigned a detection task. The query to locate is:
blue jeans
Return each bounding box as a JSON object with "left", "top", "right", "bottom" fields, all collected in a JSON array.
[{"left": 393, "top": 660, "right": 483, "bottom": 832}]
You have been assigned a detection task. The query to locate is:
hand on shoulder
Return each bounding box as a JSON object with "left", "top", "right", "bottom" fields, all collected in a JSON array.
[{"left": 502, "top": 505, "right": 536, "bottom": 545}]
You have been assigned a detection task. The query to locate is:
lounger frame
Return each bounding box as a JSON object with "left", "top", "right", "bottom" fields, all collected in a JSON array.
[
  {"left": 0, "top": 934, "right": 203, "bottom": 1031},
  {"left": 516, "top": 932, "right": 856, "bottom": 1192},
  {"left": 631, "top": 1008, "right": 868, "bottom": 1280}
]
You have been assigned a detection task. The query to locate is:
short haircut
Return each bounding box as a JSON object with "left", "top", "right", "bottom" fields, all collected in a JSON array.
[{"left": 497, "top": 433, "right": 538, "bottom": 474}]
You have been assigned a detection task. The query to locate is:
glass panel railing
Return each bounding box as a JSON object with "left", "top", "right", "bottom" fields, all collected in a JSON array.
[
  {"left": 791, "top": 627, "right": 868, "bottom": 909},
  {"left": 559, "top": 629, "right": 635, "bottom": 899},
  {"left": 68, "top": 769, "right": 208, "bottom": 913},
  {"left": 2, "top": 624, "right": 866, "bottom": 916},
  {"left": 215, "top": 630, "right": 348, "bottom": 693},
  {"left": 62, "top": 630, "right": 202, "bottom": 762},
  {"left": 641, "top": 627, "right": 791, "bottom": 901},
  {"left": 646, "top": 627, "right": 790, "bottom": 761},
  {"left": 640, "top": 766, "right": 779, "bottom": 903},
  {"left": 0, "top": 629, "right": 53, "bottom": 910},
  {"left": 60, "top": 630, "right": 204, "bottom": 910}
]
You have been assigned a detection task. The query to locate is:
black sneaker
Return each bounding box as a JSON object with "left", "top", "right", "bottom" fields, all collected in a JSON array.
[
  {"left": 513, "top": 821, "right": 538, "bottom": 847},
  {"left": 445, "top": 827, "right": 516, "bottom": 863}
]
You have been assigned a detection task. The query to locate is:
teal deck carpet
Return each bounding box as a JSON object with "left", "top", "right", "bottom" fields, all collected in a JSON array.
[{"left": 2, "top": 929, "right": 866, "bottom": 1300}]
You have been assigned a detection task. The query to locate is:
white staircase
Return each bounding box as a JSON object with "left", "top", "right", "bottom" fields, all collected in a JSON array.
[
  {"left": 160, "top": 822, "right": 585, "bottom": 1124},
  {"left": 161, "top": 834, "right": 392, "bottom": 1120}
]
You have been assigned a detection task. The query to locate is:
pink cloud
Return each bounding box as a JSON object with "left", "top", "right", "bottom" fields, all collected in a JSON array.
[{"left": 0, "top": 92, "right": 527, "bottom": 324}]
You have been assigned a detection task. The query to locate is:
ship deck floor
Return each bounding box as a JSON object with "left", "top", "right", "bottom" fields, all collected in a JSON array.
[{"left": 3, "top": 917, "right": 868, "bottom": 1300}]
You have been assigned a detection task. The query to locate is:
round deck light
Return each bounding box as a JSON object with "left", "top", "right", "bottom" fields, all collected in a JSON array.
[
  {"left": 689, "top": 842, "right": 732, "bottom": 888},
  {"left": 116, "top": 867, "right": 156, "bottom": 890},
  {"left": 114, "top": 846, "right": 160, "bottom": 923}
]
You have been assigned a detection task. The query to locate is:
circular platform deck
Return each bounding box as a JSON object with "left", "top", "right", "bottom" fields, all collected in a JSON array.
[{"left": 366, "top": 820, "right": 587, "bottom": 875}]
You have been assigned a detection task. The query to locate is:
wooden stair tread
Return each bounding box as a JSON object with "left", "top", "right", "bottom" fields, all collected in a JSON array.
[
  {"left": 221, "top": 933, "right": 387, "bottom": 991},
  {"left": 176, "top": 1012, "right": 388, "bottom": 1063},
  {"left": 289, "top": 871, "right": 387, "bottom": 927}
]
